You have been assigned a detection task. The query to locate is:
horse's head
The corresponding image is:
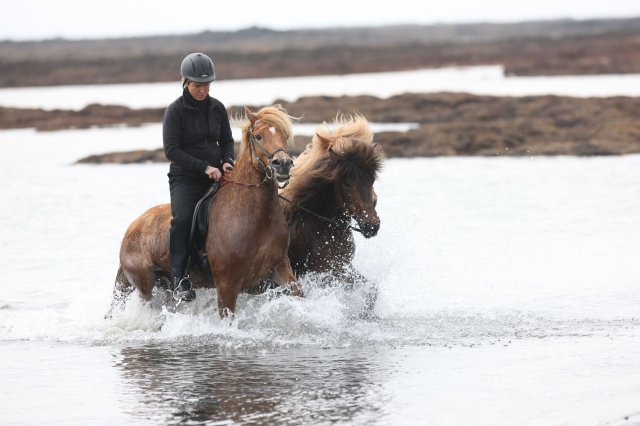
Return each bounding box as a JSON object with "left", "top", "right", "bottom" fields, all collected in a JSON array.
[
  {"left": 283, "top": 114, "right": 384, "bottom": 238},
  {"left": 325, "top": 138, "right": 383, "bottom": 238},
  {"left": 244, "top": 105, "right": 294, "bottom": 187}
]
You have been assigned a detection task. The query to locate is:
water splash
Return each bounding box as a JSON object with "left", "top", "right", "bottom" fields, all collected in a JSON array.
[{"left": 2, "top": 270, "right": 637, "bottom": 351}]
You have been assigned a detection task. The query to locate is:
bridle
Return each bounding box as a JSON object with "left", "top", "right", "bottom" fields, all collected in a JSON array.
[
  {"left": 278, "top": 193, "right": 365, "bottom": 235},
  {"left": 247, "top": 123, "right": 290, "bottom": 186}
]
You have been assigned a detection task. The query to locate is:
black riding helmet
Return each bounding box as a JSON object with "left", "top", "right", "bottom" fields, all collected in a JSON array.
[{"left": 180, "top": 52, "right": 216, "bottom": 83}]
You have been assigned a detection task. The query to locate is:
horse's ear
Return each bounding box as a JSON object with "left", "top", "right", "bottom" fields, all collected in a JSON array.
[
  {"left": 315, "top": 132, "right": 332, "bottom": 149},
  {"left": 244, "top": 106, "right": 258, "bottom": 125},
  {"left": 328, "top": 147, "right": 340, "bottom": 164}
]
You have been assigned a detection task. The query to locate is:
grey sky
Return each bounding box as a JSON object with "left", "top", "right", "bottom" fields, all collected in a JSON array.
[{"left": 3, "top": 0, "right": 640, "bottom": 41}]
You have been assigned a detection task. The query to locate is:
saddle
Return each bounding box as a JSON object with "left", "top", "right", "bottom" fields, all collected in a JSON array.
[{"left": 187, "top": 181, "right": 220, "bottom": 287}]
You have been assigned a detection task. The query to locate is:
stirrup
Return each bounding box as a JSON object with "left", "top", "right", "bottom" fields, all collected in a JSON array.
[{"left": 173, "top": 276, "right": 196, "bottom": 302}]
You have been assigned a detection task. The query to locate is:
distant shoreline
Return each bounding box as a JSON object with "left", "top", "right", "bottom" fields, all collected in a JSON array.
[
  {"left": 4, "top": 92, "right": 639, "bottom": 159},
  {"left": 2, "top": 18, "right": 640, "bottom": 87},
  {"left": 4, "top": 18, "right": 640, "bottom": 159},
  {"left": 47, "top": 92, "right": 640, "bottom": 160}
]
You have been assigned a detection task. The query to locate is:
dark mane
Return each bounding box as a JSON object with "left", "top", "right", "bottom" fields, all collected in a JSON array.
[{"left": 282, "top": 115, "right": 384, "bottom": 213}]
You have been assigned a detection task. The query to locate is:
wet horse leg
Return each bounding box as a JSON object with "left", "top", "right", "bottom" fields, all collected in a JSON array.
[
  {"left": 216, "top": 281, "right": 241, "bottom": 318},
  {"left": 272, "top": 259, "right": 304, "bottom": 297},
  {"left": 120, "top": 260, "right": 156, "bottom": 300},
  {"left": 341, "top": 266, "right": 378, "bottom": 315}
]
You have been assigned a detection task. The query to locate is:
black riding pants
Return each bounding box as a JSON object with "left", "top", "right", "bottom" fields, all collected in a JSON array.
[{"left": 168, "top": 173, "right": 213, "bottom": 279}]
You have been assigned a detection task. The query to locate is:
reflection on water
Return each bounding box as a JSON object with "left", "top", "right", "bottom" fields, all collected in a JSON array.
[{"left": 115, "top": 343, "right": 387, "bottom": 425}]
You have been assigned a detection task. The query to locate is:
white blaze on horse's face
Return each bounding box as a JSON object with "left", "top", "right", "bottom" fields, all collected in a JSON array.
[{"left": 269, "top": 126, "right": 276, "bottom": 135}]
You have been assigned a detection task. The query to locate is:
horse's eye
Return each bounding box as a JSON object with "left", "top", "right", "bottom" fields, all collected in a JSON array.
[
  {"left": 343, "top": 180, "right": 354, "bottom": 188},
  {"left": 255, "top": 134, "right": 263, "bottom": 141}
]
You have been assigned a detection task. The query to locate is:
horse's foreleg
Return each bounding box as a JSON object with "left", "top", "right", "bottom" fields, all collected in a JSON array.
[
  {"left": 272, "top": 259, "right": 304, "bottom": 297},
  {"left": 343, "top": 266, "right": 378, "bottom": 315},
  {"left": 216, "top": 282, "right": 241, "bottom": 318}
]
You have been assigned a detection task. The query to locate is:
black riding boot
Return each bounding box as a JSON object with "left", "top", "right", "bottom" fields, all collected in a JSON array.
[{"left": 172, "top": 277, "right": 196, "bottom": 302}]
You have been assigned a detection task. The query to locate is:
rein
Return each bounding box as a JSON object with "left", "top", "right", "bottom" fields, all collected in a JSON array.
[
  {"left": 221, "top": 174, "right": 261, "bottom": 188},
  {"left": 278, "top": 194, "right": 364, "bottom": 235}
]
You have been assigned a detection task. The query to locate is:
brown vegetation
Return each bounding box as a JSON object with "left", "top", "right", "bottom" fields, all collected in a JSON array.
[
  {"left": 0, "top": 104, "right": 163, "bottom": 131},
  {"left": 3, "top": 18, "right": 640, "bottom": 160},
  {"left": 65, "top": 92, "right": 640, "bottom": 162}
]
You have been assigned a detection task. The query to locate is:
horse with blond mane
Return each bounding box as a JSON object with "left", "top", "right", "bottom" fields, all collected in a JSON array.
[
  {"left": 110, "top": 105, "right": 303, "bottom": 317},
  {"left": 280, "top": 114, "right": 383, "bottom": 308}
]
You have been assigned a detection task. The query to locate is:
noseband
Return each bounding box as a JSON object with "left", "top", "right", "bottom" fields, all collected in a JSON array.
[{"left": 247, "top": 125, "right": 290, "bottom": 185}]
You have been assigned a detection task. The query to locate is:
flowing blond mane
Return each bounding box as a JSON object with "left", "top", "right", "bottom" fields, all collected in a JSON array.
[
  {"left": 238, "top": 104, "right": 295, "bottom": 157},
  {"left": 282, "top": 114, "right": 383, "bottom": 208},
  {"left": 292, "top": 114, "right": 374, "bottom": 175}
]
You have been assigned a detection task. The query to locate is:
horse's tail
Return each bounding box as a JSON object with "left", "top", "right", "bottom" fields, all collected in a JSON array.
[
  {"left": 105, "top": 264, "right": 134, "bottom": 319},
  {"left": 114, "top": 264, "right": 133, "bottom": 295}
]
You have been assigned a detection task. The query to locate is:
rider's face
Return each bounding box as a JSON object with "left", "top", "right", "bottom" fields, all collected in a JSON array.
[{"left": 187, "top": 81, "right": 210, "bottom": 101}]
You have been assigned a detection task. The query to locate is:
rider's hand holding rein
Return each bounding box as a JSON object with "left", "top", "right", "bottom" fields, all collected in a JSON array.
[
  {"left": 205, "top": 162, "right": 233, "bottom": 180},
  {"left": 205, "top": 165, "right": 222, "bottom": 180}
]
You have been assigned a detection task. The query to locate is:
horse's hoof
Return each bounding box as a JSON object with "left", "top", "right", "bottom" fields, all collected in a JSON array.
[
  {"left": 260, "top": 279, "right": 280, "bottom": 292},
  {"left": 272, "top": 284, "right": 304, "bottom": 298}
]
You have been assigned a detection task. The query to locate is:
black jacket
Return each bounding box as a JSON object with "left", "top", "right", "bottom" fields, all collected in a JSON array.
[{"left": 163, "top": 89, "right": 235, "bottom": 177}]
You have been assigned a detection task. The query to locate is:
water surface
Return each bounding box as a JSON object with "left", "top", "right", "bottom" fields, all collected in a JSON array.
[
  {"left": 3, "top": 65, "right": 640, "bottom": 110},
  {"left": 1, "top": 69, "right": 640, "bottom": 424},
  {"left": 1, "top": 125, "right": 639, "bottom": 424}
]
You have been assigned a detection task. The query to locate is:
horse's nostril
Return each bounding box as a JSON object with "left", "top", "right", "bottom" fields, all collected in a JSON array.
[
  {"left": 361, "top": 221, "right": 380, "bottom": 238},
  {"left": 272, "top": 157, "right": 292, "bottom": 171}
]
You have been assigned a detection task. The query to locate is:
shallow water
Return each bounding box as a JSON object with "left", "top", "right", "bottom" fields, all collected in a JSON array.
[
  {"left": 1, "top": 121, "right": 640, "bottom": 424},
  {"left": 4, "top": 65, "right": 640, "bottom": 110},
  {"left": 5, "top": 335, "right": 640, "bottom": 426},
  {"left": 2, "top": 68, "right": 640, "bottom": 424}
]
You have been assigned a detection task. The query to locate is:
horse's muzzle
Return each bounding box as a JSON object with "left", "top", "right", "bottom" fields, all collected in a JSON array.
[
  {"left": 271, "top": 154, "right": 293, "bottom": 182},
  {"left": 360, "top": 220, "right": 380, "bottom": 238}
]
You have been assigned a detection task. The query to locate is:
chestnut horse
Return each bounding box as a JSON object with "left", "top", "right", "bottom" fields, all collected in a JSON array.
[
  {"left": 111, "top": 105, "right": 303, "bottom": 317},
  {"left": 280, "top": 114, "right": 383, "bottom": 302}
]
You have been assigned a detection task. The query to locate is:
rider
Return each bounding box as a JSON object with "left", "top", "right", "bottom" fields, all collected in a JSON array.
[{"left": 163, "top": 52, "right": 235, "bottom": 302}]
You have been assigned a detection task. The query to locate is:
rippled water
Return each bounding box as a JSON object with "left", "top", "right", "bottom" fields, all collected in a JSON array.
[
  {"left": 3, "top": 58, "right": 640, "bottom": 422},
  {"left": 1, "top": 122, "right": 640, "bottom": 424}
]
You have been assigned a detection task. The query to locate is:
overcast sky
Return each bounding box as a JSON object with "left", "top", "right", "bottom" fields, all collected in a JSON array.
[{"left": 3, "top": 0, "right": 640, "bottom": 41}]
